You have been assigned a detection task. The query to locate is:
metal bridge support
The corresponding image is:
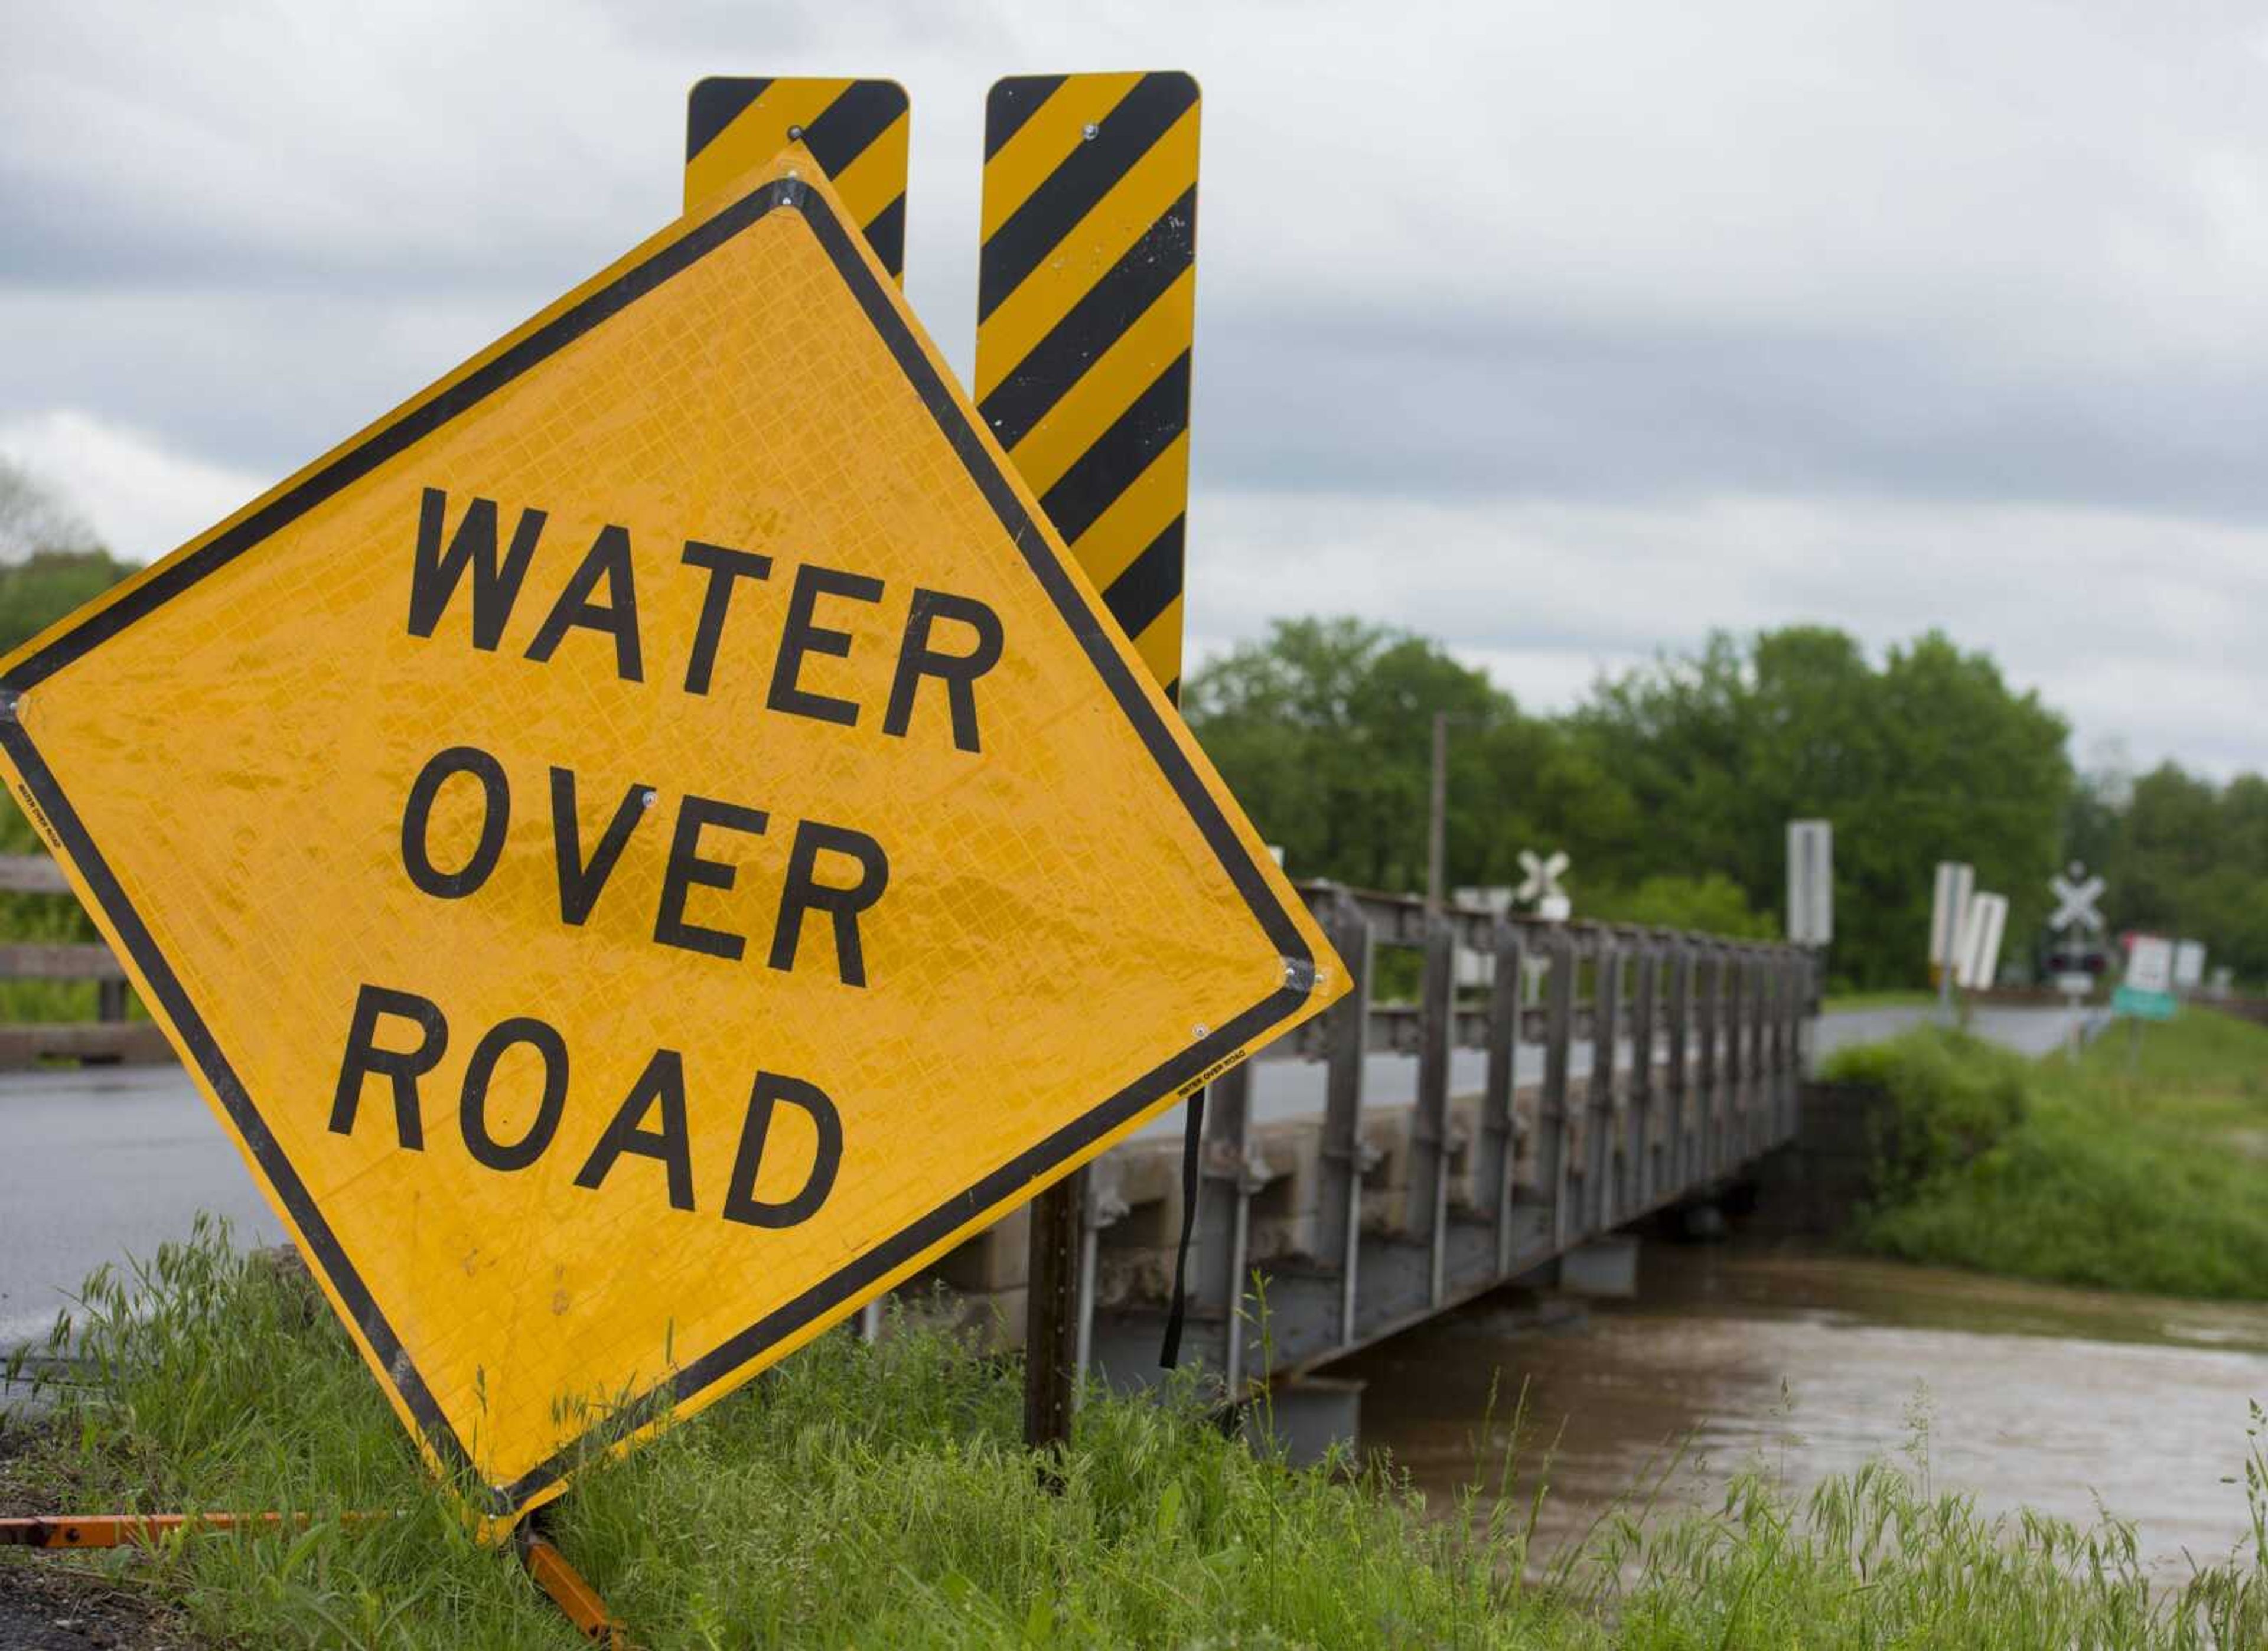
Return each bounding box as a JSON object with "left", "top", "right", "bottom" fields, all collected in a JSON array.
[
  {"left": 1317, "top": 889, "right": 1373, "bottom": 1346},
  {"left": 1478, "top": 918, "right": 1525, "bottom": 1275},
  {"left": 1409, "top": 912, "right": 1455, "bottom": 1306},
  {"left": 1541, "top": 924, "right": 1575, "bottom": 1250},
  {"left": 1586, "top": 932, "right": 1621, "bottom": 1235},
  {"left": 1628, "top": 932, "right": 1658, "bottom": 1213},
  {"left": 1664, "top": 936, "right": 1693, "bottom": 1187}
]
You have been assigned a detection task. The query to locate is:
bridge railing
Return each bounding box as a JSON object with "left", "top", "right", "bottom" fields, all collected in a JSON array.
[
  {"left": 1055, "top": 879, "right": 1818, "bottom": 1392},
  {"left": 0, "top": 848, "right": 1817, "bottom": 1385},
  {"left": 0, "top": 854, "right": 167, "bottom": 1067}
]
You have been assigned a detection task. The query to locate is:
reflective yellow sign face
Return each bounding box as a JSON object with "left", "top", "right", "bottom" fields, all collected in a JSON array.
[{"left": 0, "top": 153, "right": 1342, "bottom": 1526}]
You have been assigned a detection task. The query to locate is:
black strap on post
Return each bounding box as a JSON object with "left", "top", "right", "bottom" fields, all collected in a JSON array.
[{"left": 1158, "top": 1085, "right": 1205, "bottom": 1368}]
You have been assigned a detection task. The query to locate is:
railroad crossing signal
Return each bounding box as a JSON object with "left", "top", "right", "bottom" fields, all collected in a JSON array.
[
  {"left": 1516, "top": 849, "right": 1569, "bottom": 910},
  {"left": 2048, "top": 862, "right": 2104, "bottom": 935},
  {"left": 0, "top": 154, "right": 1342, "bottom": 1527},
  {"left": 1516, "top": 850, "right": 1570, "bottom": 922}
]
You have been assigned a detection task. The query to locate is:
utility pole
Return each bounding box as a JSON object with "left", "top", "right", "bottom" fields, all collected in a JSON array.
[{"left": 1427, "top": 710, "right": 1449, "bottom": 916}]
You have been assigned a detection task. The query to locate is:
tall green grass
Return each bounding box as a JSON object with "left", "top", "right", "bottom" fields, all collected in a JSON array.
[
  {"left": 5, "top": 1221, "right": 2267, "bottom": 1646},
  {"left": 1833, "top": 1011, "right": 2268, "bottom": 1298}
]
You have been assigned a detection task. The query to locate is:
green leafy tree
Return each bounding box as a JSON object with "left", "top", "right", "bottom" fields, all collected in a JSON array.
[
  {"left": 1184, "top": 619, "right": 1640, "bottom": 894},
  {"left": 0, "top": 459, "right": 131, "bottom": 855},
  {"left": 2083, "top": 764, "right": 2268, "bottom": 986},
  {"left": 1571, "top": 628, "right": 2070, "bottom": 987},
  {"left": 1587, "top": 872, "right": 1778, "bottom": 938}
]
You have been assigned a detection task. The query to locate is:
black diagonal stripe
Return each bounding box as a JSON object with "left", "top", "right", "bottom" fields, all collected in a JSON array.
[
  {"left": 1102, "top": 514, "right": 1184, "bottom": 641},
  {"left": 1162, "top": 677, "right": 1179, "bottom": 706},
  {"left": 985, "top": 74, "right": 1067, "bottom": 158},
  {"left": 861, "top": 194, "right": 906, "bottom": 278},
  {"left": 979, "top": 186, "right": 1195, "bottom": 450},
  {"left": 686, "top": 77, "right": 772, "bottom": 164},
  {"left": 978, "top": 72, "right": 1196, "bottom": 322},
  {"left": 1037, "top": 352, "right": 1190, "bottom": 544},
  {"left": 799, "top": 80, "right": 905, "bottom": 180}
]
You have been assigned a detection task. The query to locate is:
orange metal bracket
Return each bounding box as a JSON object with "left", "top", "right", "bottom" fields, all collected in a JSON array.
[
  {"left": 0, "top": 1510, "right": 384, "bottom": 1548},
  {"left": 518, "top": 1528, "right": 631, "bottom": 1647},
  {"left": 4, "top": 1510, "right": 629, "bottom": 1646}
]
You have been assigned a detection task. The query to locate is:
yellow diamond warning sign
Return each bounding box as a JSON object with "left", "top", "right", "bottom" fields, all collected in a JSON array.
[{"left": 0, "top": 152, "right": 1342, "bottom": 1524}]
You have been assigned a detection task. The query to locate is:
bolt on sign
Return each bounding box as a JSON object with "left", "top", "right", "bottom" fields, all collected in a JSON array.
[
  {"left": 684, "top": 77, "right": 909, "bottom": 281},
  {"left": 0, "top": 152, "right": 1343, "bottom": 1528},
  {"left": 976, "top": 72, "right": 1198, "bottom": 699}
]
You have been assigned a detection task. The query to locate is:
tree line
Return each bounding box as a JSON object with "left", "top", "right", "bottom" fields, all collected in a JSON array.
[
  {"left": 1, "top": 457, "right": 2257, "bottom": 991},
  {"left": 1187, "top": 618, "right": 2261, "bottom": 991}
]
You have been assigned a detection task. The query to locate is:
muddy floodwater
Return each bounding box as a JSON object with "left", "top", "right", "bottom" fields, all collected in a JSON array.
[{"left": 1337, "top": 1244, "right": 2268, "bottom": 1576}]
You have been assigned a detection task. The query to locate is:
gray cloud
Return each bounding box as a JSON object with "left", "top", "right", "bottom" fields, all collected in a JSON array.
[{"left": 2, "top": 0, "right": 2264, "bottom": 775}]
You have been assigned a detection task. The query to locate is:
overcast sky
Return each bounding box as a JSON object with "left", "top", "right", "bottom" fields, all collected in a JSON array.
[{"left": 3, "top": 0, "right": 2263, "bottom": 778}]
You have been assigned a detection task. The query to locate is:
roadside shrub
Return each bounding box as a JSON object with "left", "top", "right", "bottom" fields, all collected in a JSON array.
[{"left": 1821, "top": 1025, "right": 2029, "bottom": 1198}]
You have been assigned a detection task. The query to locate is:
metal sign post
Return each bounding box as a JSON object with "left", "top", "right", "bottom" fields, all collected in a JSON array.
[{"left": 974, "top": 71, "right": 1204, "bottom": 1449}]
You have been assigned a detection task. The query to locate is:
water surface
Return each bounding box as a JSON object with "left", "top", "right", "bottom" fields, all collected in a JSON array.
[{"left": 1337, "top": 1244, "right": 2268, "bottom": 1575}]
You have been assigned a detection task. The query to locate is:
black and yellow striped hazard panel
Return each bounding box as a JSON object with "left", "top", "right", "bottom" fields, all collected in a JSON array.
[
  {"left": 685, "top": 77, "right": 910, "bottom": 281},
  {"left": 976, "top": 72, "right": 1200, "bottom": 699}
]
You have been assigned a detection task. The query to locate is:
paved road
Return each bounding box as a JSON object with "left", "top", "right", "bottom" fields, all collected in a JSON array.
[
  {"left": 0, "top": 1066, "right": 278, "bottom": 1349},
  {"left": 0, "top": 1004, "right": 2090, "bottom": 1351}
]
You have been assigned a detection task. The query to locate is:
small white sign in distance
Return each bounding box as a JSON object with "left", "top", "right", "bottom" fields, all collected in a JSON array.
[
  {"left": 2172, "top": 939, "right": 2207, "bottom": 991},
  {"left": 2126, "top": 935, "right": 2175, "bottom": 995},
  {"left": 1786, "top": 818, "right": 1833, "bottom": 947},
  {"left": 1954, "top": 891, "right": 2009, "bottom": 990},
  {"left": 1930, "top": 862, "right": 1975, "bottom": 969},
  {"left": 2048, "top": 862, "right": 2105, "bottom": 934},
  {"left": 1515, "top": 849, "right": 1569, "bottom": 907}
]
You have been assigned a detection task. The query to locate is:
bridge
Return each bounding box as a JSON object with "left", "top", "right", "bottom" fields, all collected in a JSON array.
[{"left": 0, "top": 859, "right": 2088, "bottom": 1441}]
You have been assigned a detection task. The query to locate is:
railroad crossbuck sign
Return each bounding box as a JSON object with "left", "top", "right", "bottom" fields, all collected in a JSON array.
[
  {"left": 1516, "top": 850, "right": 1568, "bottom": 906},
  {"left": 2049, "top": 864, "right": 2104, "bottom": 934},
  {"left": 0, "top": 154, "right": 1343, "bottom": 1526}
]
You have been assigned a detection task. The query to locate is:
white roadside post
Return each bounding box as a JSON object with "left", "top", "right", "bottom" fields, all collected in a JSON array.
[
  {"left": 1929, "top": 862, "right": 1976, "bottom": 1023},
  {"left": 1786, "top": 820, "right": 1834, "bottom": 948},
  {"left": 1786, "top": 820, "right": 1833, "bottom": 1071},
  {"left": 1954, "top": 892, "right": 2009, "bottom": 991}
]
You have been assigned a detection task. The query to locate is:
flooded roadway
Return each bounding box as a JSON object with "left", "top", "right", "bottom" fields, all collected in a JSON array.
[{"left": 1338, "top": 1242, "right": 2268, "bottom": 1577}]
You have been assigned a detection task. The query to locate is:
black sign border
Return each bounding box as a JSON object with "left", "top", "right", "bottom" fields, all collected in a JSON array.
[{"left": 0, "top": 175, "right": 1316, "bottom": 1519}]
